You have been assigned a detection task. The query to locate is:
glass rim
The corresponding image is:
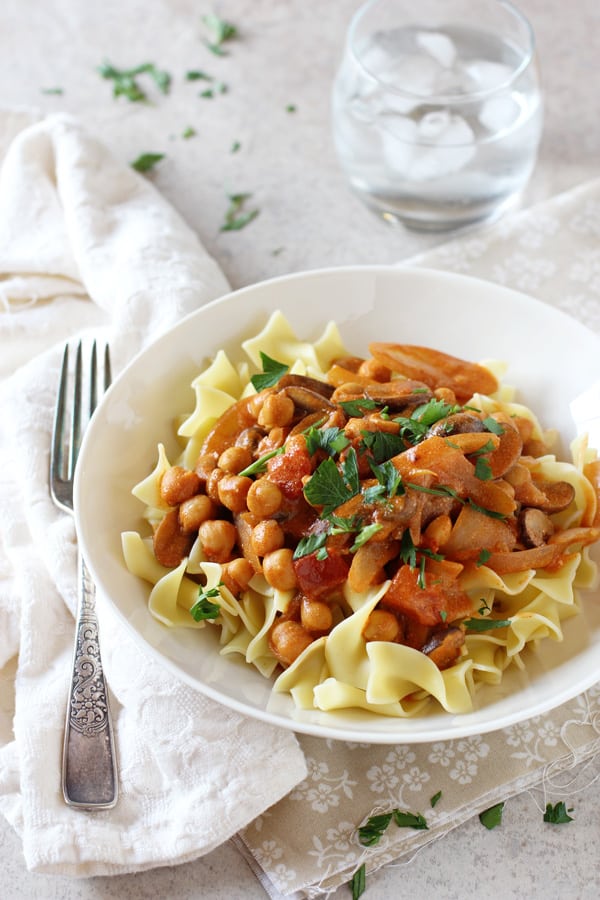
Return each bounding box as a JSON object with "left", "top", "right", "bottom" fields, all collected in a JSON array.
[{"left": 346, "top": 0, "right": 537, "bottom": 103}]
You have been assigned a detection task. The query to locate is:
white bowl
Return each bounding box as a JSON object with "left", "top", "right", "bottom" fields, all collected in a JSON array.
[{"left": 75, "top": 266, "right": 600, "bottom": 743}]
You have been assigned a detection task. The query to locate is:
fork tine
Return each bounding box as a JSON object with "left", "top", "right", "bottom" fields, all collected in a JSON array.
[
  {"left": 89, "top": 340, "right": 98, "bottom": 417},
  {"left": 50, "top": 344, "right": 70, "bottom": 487},
  {"left": 104, "top": 344, "right": 112, "bottom": 392},
  {"left": 69, "top": 342, "right": 83, "bottom": 479}
]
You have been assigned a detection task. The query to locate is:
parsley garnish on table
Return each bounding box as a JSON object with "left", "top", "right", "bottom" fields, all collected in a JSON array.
[
  {"left": 479, "top": 801, "right": 505, "bottom": 829},
  {"left": 130, "top": 152, "right": 165, "bottom": 173},
  {"left": 98, "top": 60, "right": 171, "bottom": 101},
  {"left": 544, "top": 801, "right": 574, "bottom": 824},
  {"left": 220, "top": 192, "right": 260, "bottom": 231},
  {"left": 202, "top": 12, "right": 238, "bottom": 55}
]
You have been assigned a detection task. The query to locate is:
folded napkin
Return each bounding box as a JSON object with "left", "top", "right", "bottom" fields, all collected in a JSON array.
[
  {"left": 0, "top": 111, "right": 308, "bottom": 876},
  {"left": 235, "top": 177, "right": 600, "bottom": 898}
]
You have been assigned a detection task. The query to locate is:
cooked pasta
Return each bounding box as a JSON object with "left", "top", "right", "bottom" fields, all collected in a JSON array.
[{"left": 121, "top": 311, "right": 600, "bottom": 717}]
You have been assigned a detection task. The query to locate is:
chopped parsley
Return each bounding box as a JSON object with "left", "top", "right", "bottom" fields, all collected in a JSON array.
[
  {"left": 479, "top": 801, "right": 504, "bottom": 829},
  {"left": 238, "top": 446, "right": 284, "bottom": 477},
  {"left": 350, "top": 522, "right": 383, "bottom": 551},
  {"left": 393, "top": 810, "right": 428, "bottom": 830},
  {"left": 358, "top": 812, "right": 393, "bottom": 846},
  {"left": 395, "top": 399, "right": 460, "bottom": 444},
  {"left": 463, "top": 616, "right": 512, "bottom": 632},
  {"left": 293, "top": 532, "right": 328, "bottom": 560},
  {"left": 544, "top": 801, "right": 574, "bottom": 824},
  {"left": 476, "top": 549, "right": 492, "bottom": 567},
  {"left": 230, "top": 140, "right": 241, "bottom": 153},
  {"left": 338, "top": 397, "right": 381, "bottom": 418},
  {"left": 98, "top": 60, "right": 171, "bottom": 101},
  {"left": 304, "top": 425, "right": 349, "bottom": 457},
  {"left": 360, "top": 429, "right": 405, "bottom": 464},
  {"left": 41, "top": 86, "right": 63, "bottom": 95},
  {"left": 369, "top": 459, "right": 403, "bottom": 499},
  {"left": 130, "top": 152, "right": 165, "bottom": 173},
  {"left": 220, "top": 192, "right": 260, "bottom": 231},
  {"left": 190, "top": 584, "right": 222, "bottom": 621},
  {"left": 185, "top": 70, "right": 212, "bottom": 82},
  {"left": 303, "top": 456, "right": 358, "bottom": 516},
  {"left": 482, "top": 416, "right": 505, "bottom": 436},
  {"left": 182, "top": 126, "right": 197, "bottom": 139},
  {"left": 202, "top": 12, "right": 237, "bottom": 55},
  {"left": 430, "top": 790, "right": 442, "bottom": 808}
]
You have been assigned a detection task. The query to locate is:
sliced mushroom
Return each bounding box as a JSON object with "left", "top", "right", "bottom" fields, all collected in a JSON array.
[
  {"left": 421, "top": 626, "right": 465, "bottom": 670},
  {"left": 518, "top": 507, "right": 555, "bottom": 548},
  {"left": 278, "top": 373, "right": 335, "bottom": 398},
  {"left": 428, "top": 412, "right": 487, "bottom": 437},
  {"left": 331, "top": 379, "right": 433, "bottom": 410},
  {"left": 281, "top": 384, "right": 336, "bottom": 412}
]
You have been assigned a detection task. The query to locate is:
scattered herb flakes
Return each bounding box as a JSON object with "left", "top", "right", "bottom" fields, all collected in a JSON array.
[
  {"left": 130, "top": 152, "right": 165, "bottom": 173},
  {"left": 186, "top": 69, "right": 212, "bottom": 81},
  {"left": 294, "top": 532, "right": 329, "bottom": 560},
  {"left": 250, "top": 352, "right": 289, "bottom": 391},
  {"left": 476, "top": 548, "right": 492, "bottom": 567},
  {"left": 479, "top": 801, "right": 505, "bottom": 829},
  {"left": 544, "top": 801, "right": 574, "bottom": 824},
  {"left": 286, "top": 103, "right": 297, "bottom": 113},
  {"left": 98, "top": 60, "right": 171, "bottom": 102},
  {"left": 220, "top": 192, "right": 260, "bottom": 232},
  {"left": 200, "top": 81, "right": 228, "bottom": 98},
  {"left": 430, "top": 791, "right": 442, "bottom": 808},
  {"left": 190, "top": 584, "right": 222, "bottom": 621},
  {"left": 202, "top": 11, "right": 238, "bottom": 55},
  {"left": 349, "top": 863, "right": 366, "bottom": 900},
  {"left": 351, "top": 522, "right": 384, "bottom": 552},
  {"left": 182, "top": 126, "right": 197, "bottom": 139},
  {"left": 393, "top": 810, "right": 428, "bottom": 830},
  {"left": 41, "top": 86, "right": 63, "bottom": 95},
  {"left": 358, "top": 812, "right": 393, "bottom": 847},
  {"left": 482, "top": 416, "right": 505, "bottom": 435},
  {"left": 271, "top": 246, "right": 285, "bottom": 256},
  {"left": 230, "top": 139, "right": 241, "bottom": 153}
]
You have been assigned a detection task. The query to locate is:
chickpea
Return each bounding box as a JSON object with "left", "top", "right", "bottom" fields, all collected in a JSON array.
[
  {"left": 160, "top": 465, "right": 200, "bottom": 506},
  {"left": 300, "top": 596, "right": 333, "bottom": 634},
  {"left": 222, "top": 557, "right": 255, "bottom": 595},
  {"left": 251, "top": 519, "right": 285, "bottom": 557},
  {"left": 269, "top": 619, "right": 313, "bottom": 668},
  {"left": 218, "top": 445, "right": 253, "bottom": 474},
  {"left": 198, "top": 519, "right": 237, "bottom": 563},
  {"left": 362, "top": 609, "right": 401, "bottom": 643},
  {"left": 206, "top": 467, "right": 226, "bottom": 503},
  {"left": 423, "top": 514, "right": 452, "bottom": 551},
  {"left": 258, "top": 392, "right": 295, "bottom": 429},
  {"left": 178, "top": 494, "right": 215, "bottom": 533},
  {"left": 217, "top": 473, "right": 253, "bottom": 513},
  {"left": 195, "top": 452, "right": 218, "bottom": 485},
  {"left": 246, "top": 478, "right": 283, "bottom": 517},
  {"left": 257, "top": 427, "right": 286, "bottom": 457},
  {"left": 262, "top": 548, "right": 298, "bottom": 591},
  {"left": 247, "top": 391, "right": 267, "bottom": 420}
]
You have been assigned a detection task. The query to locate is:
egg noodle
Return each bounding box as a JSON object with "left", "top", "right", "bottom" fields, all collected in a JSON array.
[{"left": 121, "top": 311, "right": 600, "bottom": 717}]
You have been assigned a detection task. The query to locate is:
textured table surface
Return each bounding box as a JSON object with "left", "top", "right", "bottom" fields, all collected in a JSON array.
[{"left": 1, "top": 1, "right": 599, "bottom": 898}]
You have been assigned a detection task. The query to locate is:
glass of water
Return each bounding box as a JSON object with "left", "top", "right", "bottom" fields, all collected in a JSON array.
[{"left": 332, "top": 0, "right": 543, "bottom": 230}]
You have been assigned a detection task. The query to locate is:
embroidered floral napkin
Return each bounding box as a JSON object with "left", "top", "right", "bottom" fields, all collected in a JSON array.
[{"left": 235, "top": 177, "right": 600, "bottom": 898}]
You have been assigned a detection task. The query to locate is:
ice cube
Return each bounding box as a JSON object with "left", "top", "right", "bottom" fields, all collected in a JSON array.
[
  {"left": 380, "top": 53, "right": 439, "bottom": 96},
  {"left": 378, "top": 115, "right": 418, "bottom": 173},
  {"left": 465, "top": 60, "right": 513, "bottom": 92},
  {"left": 479, "top": 94, "right": 519, "bottom": 132},
  {"left": 416, "top": 31, "right": 457, "bottom": 68},
  {"left": 409, "top": 112, "right": 476, "bottom": 180}
]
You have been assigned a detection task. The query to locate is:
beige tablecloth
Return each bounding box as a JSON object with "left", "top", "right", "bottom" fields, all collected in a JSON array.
[{"left": 236, "top": 177, "right": 600, "bottom": 898}]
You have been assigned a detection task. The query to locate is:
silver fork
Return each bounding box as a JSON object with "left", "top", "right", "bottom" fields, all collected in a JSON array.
[{"left": 50, "top": 341, "right": 118, "bottom": 810}]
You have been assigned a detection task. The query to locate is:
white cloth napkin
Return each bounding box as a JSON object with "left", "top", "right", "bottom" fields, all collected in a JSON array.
[{"left": 0, "top": 111, "right": 307, "bottom": 876}]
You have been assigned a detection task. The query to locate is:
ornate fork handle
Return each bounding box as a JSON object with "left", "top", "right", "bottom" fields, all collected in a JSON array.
[{"left": 62, "top": 551, "right": 118, "bottom": 809}]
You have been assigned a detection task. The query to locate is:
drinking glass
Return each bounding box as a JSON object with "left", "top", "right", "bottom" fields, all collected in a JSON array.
[{"left": 331, "top": 0, "right": 543, "bottom": 230}]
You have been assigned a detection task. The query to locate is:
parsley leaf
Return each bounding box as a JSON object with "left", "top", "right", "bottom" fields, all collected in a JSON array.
[
  {"left": 464, "top": 616, "right": 512, "bottom": 632},
  {"left": 358, "top": 813, "right": 393, "bottom": 846},
  {"left": 250, "top": 352, "right": 289, "bottom": 391},
  {"left": 304, "top": 425, "right": 349, "bottom": 457},
  {"left": 393, "top": 810, "right": 428, "bottom": 830},
  {"left": 220, "top": 192, "right": 260, "bottom": 232},
  {"left": 479, "top": 801, "right": 504, "bottom": 829},
  {"left": 482, "top": 416, "right": 505, "bottom": 436},
  {"left": 349, "top": 863, "right": 366, "bottom": 900},
  {"left": 293, "top": 532, "right": 328, "bottom": 560},
  {"left": 182, "top": 126, "right": 197, "bottom": 139},
  {"left": 190, "top": 584, "right": 222, "bottom": 621},
  {"left": 130, "top": 152, "right": 165, "bottom": 173},
  {"left": 341, "top": 447, "right": 360, "bottom": 495},
  {"left": 303, "top": 457, "right": 358, "bottom": 515},
  {"left": 544, "top": 801, "right": 574, "bottom": 824},
  {"left": 186, "top": 69, "right": 212, "bottom": 81},
  {"left": 338, "top": 397, "right": 381, "bottom": 417},
  {"left": 360, "top": 429, "right": 406, "bottom": 464},
  {"left": 369, "top": 459, "right": 403, "bottom": 499},
  {"left": 351, "top": 522, "right": 383, "bottom": 551},
  {"left": 395, "top": 399, "right": 460, "bottom": 445}
]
